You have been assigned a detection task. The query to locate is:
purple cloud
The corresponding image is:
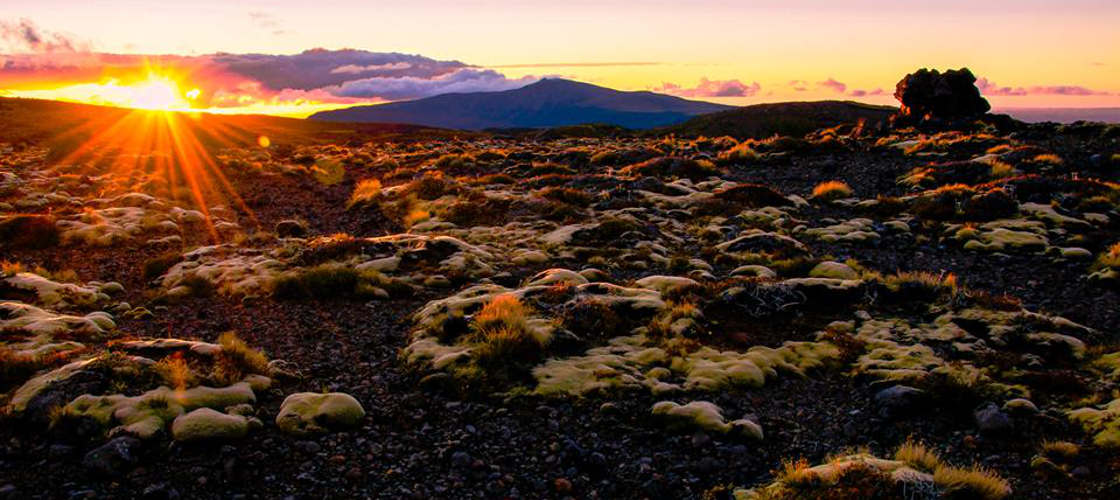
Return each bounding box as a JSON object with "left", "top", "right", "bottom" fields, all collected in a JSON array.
[
  {"left": 848, "top": 88, "right": 885, "bottom": 98},
  {"left": 210, "top": 50, "right": 469, "bottom": 91},
  {"left": 817, "top": 78, "right": 847, "bottom": 94},
  {"left": 0, "top": 19, "right": 88, "bottom": 54},
  {"left": 654, "top": 78, "right": 761, "bottom": 98},
  {"left": 976, "top": 78, "right": 1113, "bottom": 97}
]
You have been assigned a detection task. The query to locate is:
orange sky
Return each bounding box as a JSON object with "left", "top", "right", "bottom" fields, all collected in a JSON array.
[{"left": 1, "top": 1, "right": 1118, "bottom": 116}]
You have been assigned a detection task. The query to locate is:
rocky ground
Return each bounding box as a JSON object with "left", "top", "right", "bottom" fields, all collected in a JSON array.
[{"left": 1, "top": 115, "right": 1120, "bottom": 499}]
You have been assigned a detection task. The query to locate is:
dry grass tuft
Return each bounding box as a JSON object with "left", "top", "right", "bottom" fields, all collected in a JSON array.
[
  {"left": 473, "top": 294, "right": 530, "bottom": 334},
  {"left": 347, "top": 178, "right": 383, "bottom": 209},
  {"left": 155, "top": 353, "right": 196, "bottom": 391},
  {"left": 894, "top": 439, "right": 943, "bottom": 472},
  {"left": 811, "top": 181, "right": 854, "bottom": 201},
  {"left": 1040, "top": 440, "right": 1080, "bottom": 459},
  {"left": 932, "top": 464, "right": 1011, "bottom": 500},
  {"left": 212, "top": 331, "right": 269, "bottom": 385},
  {"left": 470, "top": 294, "right": 546, "bottom": 365}
]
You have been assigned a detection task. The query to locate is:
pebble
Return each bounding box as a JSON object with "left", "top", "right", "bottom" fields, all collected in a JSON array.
[{"left": 295, "top": 440, "right": 322, "bottom": 455}]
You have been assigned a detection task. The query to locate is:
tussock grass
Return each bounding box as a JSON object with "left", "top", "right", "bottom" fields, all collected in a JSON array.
[
  {"left": 470, "top": 294, "right": 547, "bottom": 365},
  {"left": 347, "top": 178, "right": 383, "bottom": 209},
  {"left": 932, "top": 465, "right": 1011, "bottom": 500},
  {"left": 893, "top": 440, "right": 942, "bottom": 472},
  {"left": 1040, "top": 440, "right": 1079, "bottom": 459},
  {"left": 989, "top": 160, "right": 1016, "bottom": 179},
  {"left": 212, "top": 331, "right": 269, "bottom": 385},
  {"left": 473, "top": 294, "right": 530, "bottom": 334},
  {"left": 811, "top": 180, "right": 853, "bottom": 201},
  {"left": 273, "top": 263, "right": 400, "bottom": 299},
  {"left": 1033, "top": 153, "right": 1064, "bottom": 166},
  {"left": 154, "top": 353, "right": 196, "bottom": 391},
  {"left": 1095, "top": 242, "right": 1120, "bottom": 270},
  {"left": 716, "top": 142, "right": 759, "bottom": 163}
]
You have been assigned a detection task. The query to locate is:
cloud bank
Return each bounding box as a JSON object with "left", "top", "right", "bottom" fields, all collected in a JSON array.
[
  {"left": 0, "top": 48, "right": 541, "bottom": 108},
  {"left": 976, "top": 78, "right": 1113, "bottom": 97},
  {"left": 654, "top": 78, "right": 761, "bottom": 98},
  {"left": 0, "top": 18, "right": 89, "bottom": 54}
]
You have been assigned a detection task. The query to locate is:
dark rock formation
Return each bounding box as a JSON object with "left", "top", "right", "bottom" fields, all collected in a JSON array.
[{"left": 892, "top": 68, "right": 991, "bottom": 126}]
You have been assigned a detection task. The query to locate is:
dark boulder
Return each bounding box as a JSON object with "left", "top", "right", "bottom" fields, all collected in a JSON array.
[
  {"left": 974, "top": 402, "right": 1014, "bottom": 434},
  {"left": 82, "top": 437, "right": 142, "bottom": 477},
  {"left": 275, "top": 219, "right": 308, "bottom": 238},
  {"left": 874, "top": 385, "right": 929, "bottom": 419},
  {"left": 893, "top": 68, "right": 990, "bottom": 125}
]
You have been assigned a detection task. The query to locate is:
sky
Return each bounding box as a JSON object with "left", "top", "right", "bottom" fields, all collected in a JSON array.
[{"left": 1, "top": 0, "right": 1118, "bottom": 116}]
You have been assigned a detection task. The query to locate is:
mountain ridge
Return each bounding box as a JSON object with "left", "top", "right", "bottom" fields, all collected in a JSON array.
[{"left": 309, "top": 78, "right": 733, "bottom": 130}]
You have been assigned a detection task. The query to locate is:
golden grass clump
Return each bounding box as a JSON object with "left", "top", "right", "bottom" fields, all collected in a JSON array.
[
  {"left": 155, "top": 353, "right": 196, "bottom": 391},
  {"left": 989, "top": 160, "right": 1016, "bottom": 179},
  {"left": 774, "top": 457, "right": 815, "bottom": 488},
  {"left": 212, "top": 331, "right": 270, "bottom": 385},
  {"left": 470, "top": 294, "right": 546, "bottom": 364},
  {"left": 985, "top": 144, "right": 1014, "bottom": 155},
  {"left": 893, "top": 440, "right": 943, "bottom": 472},
  {"left": 1040, "top": 440, "right": 1080, "bottom": 459},
  {"left": 1096, "top": 242, "right": 1120, "bottom": 269},
  {"left": 811, "top": 180, "right": 854, "bottom": 201},
  {"left": 473, "top": 294, "right": 530, "bottom": 334},
  {"left": 932, "top": 465, "right": 1011, "bottom": 500},
  {"left": 1033, "top": 153, "right": 1064, "bottom": 165},
  {"left": 347, "top": 178, "right": 382, "bottom": 209},
  {"left": 717, "top": 142, "right": 760, "bottom": 163}
]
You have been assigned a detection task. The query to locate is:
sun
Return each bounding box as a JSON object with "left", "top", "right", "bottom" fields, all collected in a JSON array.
[{"left": 126, "top": 76, "right": 192, "bottom": 111}]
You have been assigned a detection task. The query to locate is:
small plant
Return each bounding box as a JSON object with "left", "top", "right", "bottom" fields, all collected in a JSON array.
[
  {"left": 986, "top": 144, "right": 1013, "bottom": 155},
  {"left": 716, "top": 142, "right": 759, "bottom": 163},
  {"left": 989, "top": 160, "right": 1016, "bottom": 179},
  {"left": 154, "top": 353, "right": 195, "bottom": 391},
  {"left": 404, "top": 172, "right": 453, "bottom": 200},
  {"left": 1040, "top": 440, "right": 1079, "bottom": 459},
  {"left": 434, "top": 153, "right": 474, "bottom": 170},
  {"left": 212, "top": 331, "right": 269, "bottom": 385},
  {"left": 273, "top": 264, "right": 396, "bottom": 299},
  {"left": 1095, "top": 242, "right": 1120, "bottom": 270},
  {"left": 473, "top": 294, "right": 531, "bottom": 334},
  {"left": 469, "top": 295, "right": 548, "bottom": 366},
  {"left": 893, "top": 440, "right": 943, "bottom": 472},
  {"left": 932, "top": 464, "right": 1011, "bottom": 500},
  {"left": 347, "top": 178, "right": 383, "bottom": 209},
  {"left": 472, "top": 324, "right": 543, "bottom": 364},
  {"left": 811, "top": 181, "right": 854, "bottom": 201},
  {"left": 1032, "top": 153, "right": 1063, "bottom": 166},
  {"left": 884, "top": 270, "right": 961, "bottom": 299},
  {"left": 403, "top": 207, "right": 431, "bottom": 227},
  {"left": 539, "top": 187, "right": 594, "bottom": 207},
  {"left": 774, "top": 457, "right": 815, "bottom": 488},
  {"left": 647, "top": 301, "right": 704, "bottom": 338}
]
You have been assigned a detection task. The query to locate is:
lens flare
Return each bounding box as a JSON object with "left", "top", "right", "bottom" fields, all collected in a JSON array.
[{"left": 128, "top": 76, "right": 191, "bottom": 110}]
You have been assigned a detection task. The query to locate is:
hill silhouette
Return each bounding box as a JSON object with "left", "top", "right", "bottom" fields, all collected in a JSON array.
[
  {"left": 662, "top": 100, "right": 897, "bottom": 139},
  {"left": 310, "top": 78, "right": 733, "bottom": 130}
]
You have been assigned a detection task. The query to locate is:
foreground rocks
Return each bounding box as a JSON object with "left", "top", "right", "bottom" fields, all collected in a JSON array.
[{"left": 0, "top": 92, "right": 1118, "bottom": 498}]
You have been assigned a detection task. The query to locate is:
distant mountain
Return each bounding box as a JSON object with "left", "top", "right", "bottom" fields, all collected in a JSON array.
[
  {"left": 663, "top": 101, "right": 897, "bottom": 139},
  {"left": 309, "top": 78, "right": 733, "bottom": 130}
]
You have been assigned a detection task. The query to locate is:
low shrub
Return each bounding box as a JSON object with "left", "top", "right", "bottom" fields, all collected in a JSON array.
[{"left": 811, "top": 181, "right": 854, "bottom": 201}]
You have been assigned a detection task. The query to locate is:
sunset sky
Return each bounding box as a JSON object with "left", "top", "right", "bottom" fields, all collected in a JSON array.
[{"left": 1, "top": 0, "right": 1118, "bottom": 116}]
